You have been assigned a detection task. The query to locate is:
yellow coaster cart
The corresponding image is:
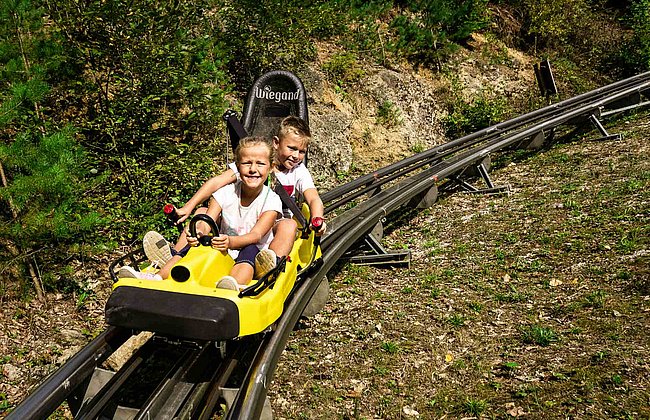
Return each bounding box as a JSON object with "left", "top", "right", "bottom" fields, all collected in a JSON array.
[
  {"left": 105, "top": 69, "right": 319, "bottom": 341},
  {"left": 105, "top": 208, "right": 322, "bottom": 341}
]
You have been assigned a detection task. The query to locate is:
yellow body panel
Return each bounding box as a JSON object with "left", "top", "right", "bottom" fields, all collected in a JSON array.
[{"left": 111, "top": 228, "right": 321, "bottom": 338}]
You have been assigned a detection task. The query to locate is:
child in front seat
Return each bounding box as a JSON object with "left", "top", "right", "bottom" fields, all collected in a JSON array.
[{"left": 119, "top": 136, "right": 282, "bottom": 290}]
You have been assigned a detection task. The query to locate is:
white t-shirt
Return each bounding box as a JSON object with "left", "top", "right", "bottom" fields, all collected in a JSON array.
[
  {"left": 228, "top": 161, "right": 316, "bottom": 217},
  {"left": 212, "top": 181, "right": 282, "bottom": 258}
]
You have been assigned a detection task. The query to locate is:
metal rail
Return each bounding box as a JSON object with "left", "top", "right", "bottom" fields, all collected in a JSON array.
[
  {"left": 6, "top": 327, "right": 132, "bottom": 420},
  {"left": 7, "top": 71, "right": 650, "bottom": 420}
]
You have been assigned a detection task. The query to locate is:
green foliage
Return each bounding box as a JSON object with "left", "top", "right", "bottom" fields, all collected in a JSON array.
[
  {"left": 444, "top": 92, "right": 509, "bottom": 138},
  {"left": 501, "top": 0, "right": 649, "bottom": 80},
  {"left": 336, "top": 0, "right": 393, "bottom": 62},
  {"left": 376, "top": 100, "right": 402, "bottom": 127},
  {"left": 217, "top": 0, "right": 345, "bottom": 87},
  {"left": 322, "top": 53, "right": 365, "bottom": 89},
  {"left": 0, "top": 129, "right": 103, "bottom": 248},
  {"left": 520, "top": 0, "right": 591, "bottom": 48},
  {"left": 0, "top": 0, "right": 62, "bottom": 130},
  {"left": 40, "top": 0, "right": 234, "bottom": 245},
  {"left": 91, "top": 146, "right": 221, "bottom": 243},
  {"left": 0, "top": 0, "right": 103, "bottom": 284},
  {"left": 46, "top": 0, "right": 230, "bottom": 158},
  {"left": 388, "top": 0, "right": 489, "bottom": 66},
  {"left": 615, "top": 0, "right": 650, "bottom": 74}
]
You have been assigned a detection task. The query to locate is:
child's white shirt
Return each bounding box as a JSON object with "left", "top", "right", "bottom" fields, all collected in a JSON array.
[
  {"left": 228, "top": 161, "right": 316, "bottom": 217},
  {"left": 212, "top": 181, "right": 282, "bottom": 259}
]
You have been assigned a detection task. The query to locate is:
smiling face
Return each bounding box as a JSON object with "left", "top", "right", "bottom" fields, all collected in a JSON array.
[
  {"left": 236, "top": 142, "right": 272, "bottom": 193},
  {"left": 274, "top": 131, "right": 308, "bottom": 170}
]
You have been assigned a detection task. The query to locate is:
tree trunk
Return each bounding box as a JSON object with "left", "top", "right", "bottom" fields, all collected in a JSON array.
[{"left": 0, "top": 162, "right": 46, "bottom": 302}]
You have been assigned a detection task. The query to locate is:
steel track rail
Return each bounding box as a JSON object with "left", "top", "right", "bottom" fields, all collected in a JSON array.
[
  {"left": 8, "top": 72, "right": 650, "bottom": 420},
  {"left": 75, "top": 337, "right": 161, "bottom": 419},
  {"left": 6, "top": 327, "right": 133, "bottom": 420},
  {"left": 131, "top": 343, "right": 208, "bottom": 419}
]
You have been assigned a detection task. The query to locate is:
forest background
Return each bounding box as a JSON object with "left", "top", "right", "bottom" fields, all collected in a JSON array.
[{"left": 0, "top": 0, "right": 649, "bottom": 319}]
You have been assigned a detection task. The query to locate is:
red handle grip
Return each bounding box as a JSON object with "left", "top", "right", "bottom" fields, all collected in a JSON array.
[
  {"left": 311, "top": 217, "right": 324, "bottom": 230},
  {"left": 164, "top": 204, "right": 180, "bottom": 224}
]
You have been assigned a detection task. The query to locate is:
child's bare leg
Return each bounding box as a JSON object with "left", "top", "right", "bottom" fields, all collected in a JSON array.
[
  {"left": 269, "top": 219, "right": 298, "bottom": 257},
  {"left": 157, "top": 254, "right": 183, "bottom": 279},
  {"left": 230, "top": 263, "right": 254, "bottom": 285}
]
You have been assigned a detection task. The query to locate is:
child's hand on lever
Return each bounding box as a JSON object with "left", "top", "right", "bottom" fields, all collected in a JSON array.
[
  {"left": 186, "top": 227, "right": 202, "bottom": 247},
  {"left": 211, "top": 234, "right": 230, "bottom": 251},
  {"left": 311, "top": 217, "right": 326, "bottom": 235}
]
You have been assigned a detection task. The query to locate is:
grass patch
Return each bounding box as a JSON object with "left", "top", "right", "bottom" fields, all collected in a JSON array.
[
  {"left": 381, "top": 341, "right": 400, "bottom": 354},
  {"left": 463, "top": 398, "right": 487, "bottom": 416},
  {"left": 448, "top": 313, "right": 466, "bottom": 327},
  {"left": 521, "top": 324, "right": 559, "bottom": 346}
]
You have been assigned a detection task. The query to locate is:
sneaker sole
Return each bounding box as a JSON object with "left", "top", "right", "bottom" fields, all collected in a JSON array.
[
  {"left": 143, "top": 231, "right": 173, "bottom": 267},
  {"left": 216, "top": 276, "right": 239, "bottom": 290},
  {"left": 117, "top": 266, "right": 138, "bottom": 279},
  {"left": 254, "top": 249, "right": 277, "bottom": 279}
]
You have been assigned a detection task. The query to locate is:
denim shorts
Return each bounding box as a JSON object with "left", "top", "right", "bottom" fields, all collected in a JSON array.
[{"left": 235, "top": 244, "right": 260, "bottom": 267}]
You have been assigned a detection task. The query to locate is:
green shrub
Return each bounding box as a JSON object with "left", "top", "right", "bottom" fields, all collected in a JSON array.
[
  {"left": 444, "top": 93, "right": 509, "bottom": 138},
  {"left": 520, "top": 0, "right": 592, "bottom": 49},
  {"left": 376, "top": 100, "right": 402, "bottom": 127},
  {"left": 0, "top": 129, "right": 104, "bottom": 248},
  {"left": 218, "top": 0, "right": 346, "bottom": 88},
  {"left": 388, "top": 0, "right": 489, "bottom": 66},
  {"left": 322, "top": 52, "right": 365, "bottom": 88},
  {"left": 47, "top": 0, "right": 230, "bottom": 159},
  {"left": 43, "top": 0, "right": 232, "bottom": 245},
  {"left": 616, "top": 0, "right": 650, "bottom": 74}
]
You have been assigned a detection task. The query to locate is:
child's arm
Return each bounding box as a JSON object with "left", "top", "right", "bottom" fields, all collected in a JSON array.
[
  {"left": 211, "top": 210, "right": 278, "bottom": 251},
  {"left": 303, "top": 188, "right": 326, "bottom": 234},
  {"left": 176, "top": 168, "right": 236, "bottom": 223}
]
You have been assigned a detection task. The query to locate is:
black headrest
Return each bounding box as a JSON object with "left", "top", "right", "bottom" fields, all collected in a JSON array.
[{"left": 242, "top": 70, "right": 309, "bottom": 139}]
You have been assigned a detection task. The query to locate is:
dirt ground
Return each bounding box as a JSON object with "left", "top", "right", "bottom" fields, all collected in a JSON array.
[
  {"left": 269, "top": 113, "right": 650, "bottom": 419},
  {"left": 1, "top": 112, "right": 648, "bottom": 419}
]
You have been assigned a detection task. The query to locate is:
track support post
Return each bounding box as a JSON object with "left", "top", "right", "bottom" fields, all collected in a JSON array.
[
  {"left": 525, "top": 127, "right": 555, "bottom": 150},
  {"left": 449, "top": 162, "right": 509, "bottom": 196},
  {"left": 589, "top": 114, "right": 622, "bottom": 141},
  {"left": 342, "top": 223, "right": 410, "bottom": 268}
]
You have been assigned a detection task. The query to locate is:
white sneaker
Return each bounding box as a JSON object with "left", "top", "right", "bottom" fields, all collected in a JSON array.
[
  {"left": 254, "top": 249, "right": 277, "bottom": 279},
  {"left": 143, "top": 231, "right": 173, "bottom": 268},
  {"left": 216, "top": 275, "right": 239, "bottom": 290},
  {"left": 117, "top": 265, "right": 162, "bottom": 281}
]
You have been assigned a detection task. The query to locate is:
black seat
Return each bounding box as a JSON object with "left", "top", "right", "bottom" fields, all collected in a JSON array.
[{"left": 242, "top": 70, "right": 309, "bottom": 139}]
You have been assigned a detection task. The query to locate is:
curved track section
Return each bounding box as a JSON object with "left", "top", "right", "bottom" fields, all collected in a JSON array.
[
  {"left": 7, "top": 72, "right": 650, "bottom": 420},
  {"left": 225, "top": 71, "right": 650, "bottom": 419}
]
